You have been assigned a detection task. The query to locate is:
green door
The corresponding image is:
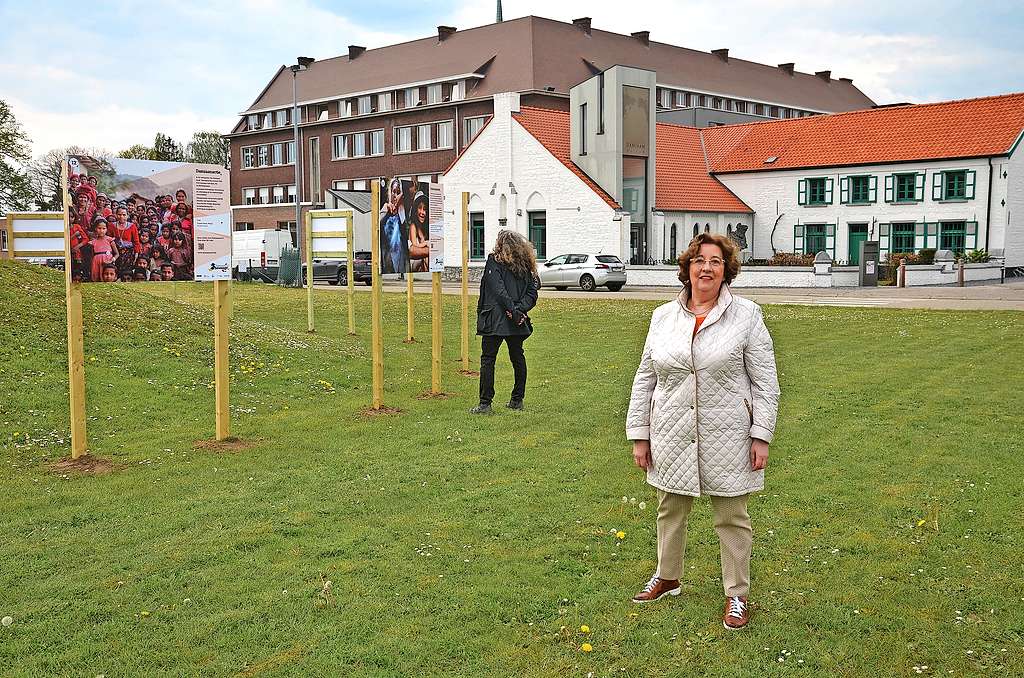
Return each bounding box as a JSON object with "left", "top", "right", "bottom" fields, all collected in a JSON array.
[{"left": 848, "top": 224, "right": 868, "bottom": 265}]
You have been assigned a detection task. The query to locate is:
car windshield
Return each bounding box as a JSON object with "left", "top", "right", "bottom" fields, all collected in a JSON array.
[
  {"left": 355, "top": 252, "right": 371, "bottom": 260},
  {"left": 596, "top": 255, "right": 621, "bottom": 263}
]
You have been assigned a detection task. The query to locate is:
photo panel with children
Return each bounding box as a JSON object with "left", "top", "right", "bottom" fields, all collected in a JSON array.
[{"left": 377, "top": 176, "right": 432, "bottom": 275}]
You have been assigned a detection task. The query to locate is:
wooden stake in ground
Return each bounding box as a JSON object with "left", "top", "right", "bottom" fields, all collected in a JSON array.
[
  {"left": 214, "top": 279, "right": 231, "bottom": 440},
  {"left": 346, "top": 212, "right": 355, "bottom": 335},
  {"left": 460, "top": 192, "right": 470, "bottom": 371},
  {"left": 62, "top": 161, "right": 88, "bottom": 459},
  {"left": 304, "top": 209, "right": 315, "bottom": 333},
  {"left": 431, "top": 271, "right": 442, "bottom": 393},
  {"left": 370, "top": 180, "right": 384, "bottom": 409},
  {"left": 407, "top": 266, "right": 415, "bottom": 341}
]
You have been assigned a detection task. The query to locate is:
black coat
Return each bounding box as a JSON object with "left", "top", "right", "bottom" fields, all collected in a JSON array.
[{"left": 476, "top": 255, "right": 539, "bottom": 337}]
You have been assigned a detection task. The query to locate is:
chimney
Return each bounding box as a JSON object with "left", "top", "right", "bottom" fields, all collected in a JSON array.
[
  {"left": 572, "top": 17, "right": 592, "bottom": 35},
  {"left": 712, "top": 48, "right": 729, "bottom": 62},
  {"left": 816, "top": 70, "right": 831, "bottom": 82},
  {"left": 839, "top": 77, "right": 853, "bottom": 84},
  {"left": 631, "top": 31, "right": 650, "bottom": 46},
  {"left": 777, "top": 62, "right": 794, "bottom": 75},
  {"left": 348, "top": 45, "right": 366, "bottom": 60},
  {"left": 437, "top": 25, "right": 456, "bottom": 41}
]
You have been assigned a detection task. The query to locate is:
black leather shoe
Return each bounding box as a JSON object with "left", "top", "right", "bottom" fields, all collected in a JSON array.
[
  {"left": 469, "top": 404, "right": 493, "bottom": 414},
  {"left": 506, "top": 400, "right": 524, "bottom": 410}
]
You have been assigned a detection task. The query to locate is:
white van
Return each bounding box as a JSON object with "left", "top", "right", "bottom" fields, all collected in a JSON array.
[{"left": 232, "top": 229, "right": 293, "bottom": 281}]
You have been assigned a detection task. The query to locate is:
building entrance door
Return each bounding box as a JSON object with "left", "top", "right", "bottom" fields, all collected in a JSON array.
[
  {"left": 848, "top": 223, "right": 868, "bottom": 265},
  {"left": 630, "top": 224, "right": 647, "bottom": 265}
]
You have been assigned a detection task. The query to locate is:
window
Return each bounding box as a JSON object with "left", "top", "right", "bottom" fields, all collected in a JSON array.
[
  {"left": 243, "top": 188, "right": 256, "bottom": 205},
  {"left": 884, "top": 172, "right": 925, "bottom": 203},
  {"left": 258, "top": 187, "right": 270, "bottom": 205},
  {"left": 234, "top": 222, "right": 254, "bottom": 231},
  {"left": 753, "top": 103, "right": 765, "bottom": 116},
  {"left": 470, "top": 212, "right": 485, "bottom": 260},
  {"left": 464, "top": 117, "right": 487, "bottom": 147},
  {"left": 352, "top": 132, "right": 366, "bottom": 157},
  {"left": 332, "top": 135, "right": 349, "bottom": 159},
  {"left": 670, "top": 223, "right": 677, "bottom": 258},
  {"left": 287, "top": 184, "right": 296, "bottom": 203},
  {"left": 242, "top": 147, "right": 255, "bottom": 169},
  {"left": 340, "top": 100, "right": 352, "bottom": 118},
  {"left": 579, "top": 103, "right": 587, "bottom": 155},
  {"left": 263, "top": 112, "right": 273, "bottom": 129},
  {"left": 529, "top": 211, "right": 547, "bottom": 258},
  {"left": 404, "top": 87, "right": 420, "bottom": 107},
  {"left": 1, "top": 228, "right": 6, "bottom": 252},
  {"left": 769, "top": 106, "right": 779, "bottom": 118},
  {"left": 452, "top": 80, "right": 465, "bottom": 101},
  {"left": 257, "top": 145, "right": 269, "bottom": 167},
  {"left": 436, "top": 121, "right": 453, "bottom": 149},
  {"left": 933, "top": 169, "right": 975, "bottom": 201},
  {"left": 395, "top": 126, "right": 412, "bottom": 153},
  {"left": 370, "top": 129, "right": 384, "bottom": 156},
  {"left": 272, "top": 186, "right": 284, "bottom": 204},
  {"left": 804, "top": 225, "right": 827, "bottom": 255},
  {"left": 940, "top": 221, "right": 966, "bottom": 253},
  {"left": 247, "top": 114, "right": 259, "bottom": 130},
  {"left": 286, "top": 141, "right": 295, "bottom": 164},
  {"left": 353, "top": 179, "right": 368, "bottom": 190},
  {"left": 275, "top": 109, "right": 288, "bottom": 127},
  {"left": 891, "top": 222, "right": 916, "bottom": 253},
  {"left": 794, "top": 224, "right": 835, "bottom": 258},
  {"left": 358, "top": 96, "right": 372, "bottom": 115},
  {"left": 332, "top": 180, "right": 350, "bottom": 190},
  {"left": 841, "top": 175, "right": 876, "bottom": 204},
  {"left": 427, "top": 84, "right": 442, "bottom": 104},
  {"left": 712, "top": 97, "right": 722, "bottom": 110},
  {"left": 316, "top": 104, "right": 329, "bottom": 121},
  {"left": 417, "top": 174, "right": 432, "bottom": 184},
  {"left": 417, "top": 124, "right": 431, "bottom": 151},
  {"left": 660, "top": 89, "right": 671, "bottom": 108},
  {"left": 798, "top": 177, "right": 833, "bottom": 205},
  {"left": 333, "top": 130, "right": 382, "bottom": 159},
  {"left": 272, "top": 143, "right": 283, "bottom": 165},
  {"left": 675, "top": 92, "right": 686, "bottom": 107},
  {"left": 734, "top": 101, "right": 747, "bottom": 113}
]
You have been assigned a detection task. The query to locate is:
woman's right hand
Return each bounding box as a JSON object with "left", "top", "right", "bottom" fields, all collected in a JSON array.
[{"left": 632, "top": 440, "right": 652, "bottom": 470}]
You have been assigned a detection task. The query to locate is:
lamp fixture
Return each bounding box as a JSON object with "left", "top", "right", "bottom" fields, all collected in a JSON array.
[{"left": 489, "top": 182, "right": 497, "bottom": 195}]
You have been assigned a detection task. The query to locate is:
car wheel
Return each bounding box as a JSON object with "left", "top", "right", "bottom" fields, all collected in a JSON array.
[
  {"left": 580, "top": 274, "right": 596, "bottom": 292},
  {"left": 364, "top": 279, "right": 373, "bottom": 286},
  {"left": 337, "top": 271, "right": 347, "bottom": 286},
  {"left": 607, "top": 283, "right": 623, "bottom": 292},
  {"left": 554, "top": 285, "right": 568, "bottom": 291}
]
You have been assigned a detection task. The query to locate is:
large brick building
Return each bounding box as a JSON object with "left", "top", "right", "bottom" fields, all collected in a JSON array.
[{"left": 226, "top": 15, "right": 875, "bottom": 241}]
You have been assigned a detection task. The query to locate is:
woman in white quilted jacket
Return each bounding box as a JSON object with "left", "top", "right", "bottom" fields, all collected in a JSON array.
[{"left": 626, "top": 232, "right": 780, "bottom": 630}]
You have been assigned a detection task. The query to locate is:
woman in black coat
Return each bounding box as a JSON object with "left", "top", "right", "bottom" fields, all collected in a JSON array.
[{"left": 471, "top": 230, "right": 540, "bottom": 414}]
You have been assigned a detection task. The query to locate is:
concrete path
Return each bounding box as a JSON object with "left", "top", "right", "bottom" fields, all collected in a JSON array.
[{"left": 314, "top": 279, "right": 1024, "bottom": 311}]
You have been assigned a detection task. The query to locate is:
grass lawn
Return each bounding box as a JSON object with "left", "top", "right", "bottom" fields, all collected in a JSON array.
[{"left": 1, "top": 260, "right": 1023, "bottom": 677}]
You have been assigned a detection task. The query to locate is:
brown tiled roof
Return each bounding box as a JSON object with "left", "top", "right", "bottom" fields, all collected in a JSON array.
[
  {"left": 243, "top": 16, "right": 875, "bottom": 115},
  {"left": 655, "top": 124, "right": 752, "bottom": 213},
  {"left": 512, "top": 107, "right": 619, "bottom": 208},
  {"left": 702, "top": 92, "right": 1024, "bottom": 173}
]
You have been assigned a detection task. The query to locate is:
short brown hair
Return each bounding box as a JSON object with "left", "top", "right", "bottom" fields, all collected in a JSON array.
[{"left": 677, "top": 232, "right": 742, "bottom": 286}]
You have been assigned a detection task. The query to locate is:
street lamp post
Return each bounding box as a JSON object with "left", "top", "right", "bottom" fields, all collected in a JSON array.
[{"left": 291, "top": 56, "right": 314, "bottom": 286}]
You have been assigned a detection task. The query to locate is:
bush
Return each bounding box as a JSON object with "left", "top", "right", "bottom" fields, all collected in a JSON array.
[
  {"left": 965, "top": 249, "right": 990, "bottom": 263},
  {"left": 767, "top": 252, "right": 815, "bottom": 266},
  {"left": 917, "top": 248, "right": 936, "bottom": 264},
  {"left": 885, "top": 252, "right": 922, "bottom": 267}
]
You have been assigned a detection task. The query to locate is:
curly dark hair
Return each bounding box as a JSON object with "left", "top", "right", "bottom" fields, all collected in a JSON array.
[{"left": 677, "top": 232, "right": 741, "bottom": 286}]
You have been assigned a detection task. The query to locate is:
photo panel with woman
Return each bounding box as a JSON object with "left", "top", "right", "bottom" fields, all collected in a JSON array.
[{"left": 377, "top": 176, "right": 434, "bottom": 274}]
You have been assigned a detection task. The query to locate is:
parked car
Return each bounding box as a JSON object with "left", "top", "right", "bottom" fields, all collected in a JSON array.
[
  {"left": 538, "top": 253, "right": 627, "bottom": 291},
  {"left": 352, "top": 250, "right": 373, "bottom": 285},
  {"left": 303, "top": 256, "right": 349, "bottom": 286},
  {"left": 233, "top": 229, "right": 292, "bottom": 282}
]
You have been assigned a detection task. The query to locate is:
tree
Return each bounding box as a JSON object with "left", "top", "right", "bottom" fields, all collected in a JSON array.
[
  {"left": 185, "top": 131, "right": 229, "bottom": 167},
  {"left": 118, "top": 144, "right": 155, "bottom": 160},
  {"left": 27, "top": 145, "right": 109, "bottom": 211},
  {"left": 152, "top": 133, "right": 184, "bottom": 162},
  {"left": 0, "top": 100, "right": 34, "bottom": 213}
]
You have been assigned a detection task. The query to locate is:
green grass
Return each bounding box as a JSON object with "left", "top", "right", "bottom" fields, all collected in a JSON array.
[{"left": 1, "top": 260, "right": 1023, "bottom": 677}]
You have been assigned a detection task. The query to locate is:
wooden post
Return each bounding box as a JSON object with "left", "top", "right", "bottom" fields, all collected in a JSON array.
[
  {"left": 214, "top": 279, "right": 231, "bottom": 440},
  {"left": 370, "top": 180, "right": 384, "bottom": 409},
  {"left": 460, "top": 192, "right": 470, "bottom": 371},
  {"left": 304, "top": 208, "right": 315, "bottom": 333},
  {"left": 346, "top": 213, "right": 355, "bottom": 335},
  {"left": 406, "top": 266, "right": 415, "bottom": 341},
  {"left": 62, "top": 162, "right": 87, "bottom": 459},
  {"left": 431, "top": 271, "right": 442, "bottom": 393},
  {"left": 899, "top": 258, "right": 907, "bottom": 288},
  {"left": 958, "top": 258, "right": 965, "bottom": 287}
]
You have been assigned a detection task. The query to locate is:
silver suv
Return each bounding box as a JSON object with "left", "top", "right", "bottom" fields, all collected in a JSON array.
[{"left": 538, "top": 253, "right": 627, "bottom": 292}]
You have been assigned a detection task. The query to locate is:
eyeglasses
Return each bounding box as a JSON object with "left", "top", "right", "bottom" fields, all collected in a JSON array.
[{"left": 690, "top": 256, "right": 724, "bottom": 268}]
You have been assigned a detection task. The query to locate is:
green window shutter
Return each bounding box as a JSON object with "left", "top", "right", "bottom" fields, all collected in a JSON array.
[
  {"left": 914, "top": 222, "right": 925, "bottom": 250},
  {"left": 797, "top": 179, "right": 807, "bottom": 205},
  {"left": 914, "top": 173, "right": 925, "bottom": 201},
  {"left": 878, "top": 223, "right": 890, "bottom": 256},
  {"left": 868, "top": 175, "right": 878, "bottom": 203},
  {"left": 839, "top": 177, "right": 850, "bottom": 204},
  {"left": 824, "top": 178, "right": 834, "bottom": 204},
  {"left": 884, "top": 175, "right": 894, "bottom": 202},
  {"left": 966, "top": 221, "right": 978, "bottom": 249},
  {"left": 925, "top": 222, "right": 938, "bottom": 249},
  {"left": 932, "top": 172, "right": 943, "bottom": 200},
  {"left": 826, "top": 224, "right": 836, "bottom": 260},
  {"left": 965, "top": 170, "right": 976, "bottom": 199},
  {"left": 794, "top": 224, "right": 804, "bottom": 254}
]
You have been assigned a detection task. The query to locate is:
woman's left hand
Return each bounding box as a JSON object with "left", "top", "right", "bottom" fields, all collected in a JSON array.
[{"left": 750, "top": 438, "right": 769, "bottom": 471}]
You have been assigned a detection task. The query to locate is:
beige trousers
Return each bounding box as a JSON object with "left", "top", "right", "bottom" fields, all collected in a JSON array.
[{"left": 655, "top": 489, "right": 752, "bottom": 597}]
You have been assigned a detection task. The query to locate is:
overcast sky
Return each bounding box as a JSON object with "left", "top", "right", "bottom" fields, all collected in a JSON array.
[{"left": 3, "top": 0, "right": 1023, "bottom": 157}]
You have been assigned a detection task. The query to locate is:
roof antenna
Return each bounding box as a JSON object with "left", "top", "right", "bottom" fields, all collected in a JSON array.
[{"left": 496, "top": 0, "right": 503, "bottom": 22}]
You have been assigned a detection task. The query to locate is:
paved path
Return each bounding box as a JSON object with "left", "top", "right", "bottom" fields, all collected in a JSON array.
[{"left": 314, "top": 279, "right": 1024, "bottom": 311}]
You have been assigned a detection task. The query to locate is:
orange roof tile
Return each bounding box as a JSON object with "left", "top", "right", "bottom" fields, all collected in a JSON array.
[
  {"left": 703, "top": 92, "right": 1024, "bottom": 173},
  {"left": 513, "top": 106, "right": 619, "bottom": 208},
  {"left": 655, "top": 123, "right": 752, "bottom": 213}
]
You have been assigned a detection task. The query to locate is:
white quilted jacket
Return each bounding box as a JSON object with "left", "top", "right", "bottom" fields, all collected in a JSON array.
[{"left": 626, "top": 285, "right": 780, "bottom": 497}]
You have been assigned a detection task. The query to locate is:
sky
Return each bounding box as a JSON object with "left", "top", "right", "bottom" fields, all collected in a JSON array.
[{"left": 2, "top": 0, "right": 1023, "bottom": 158}]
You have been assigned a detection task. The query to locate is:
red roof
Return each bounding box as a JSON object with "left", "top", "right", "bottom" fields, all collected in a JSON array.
[
  {"left": 703, "top": 92, "right": 1024, "bottom": 173},
  {"left": 512, "top": 106, "right": 750, "bottom": 213},
  {"left": 513, "top": 107, "right": 619, "bottom": 208},
  {"left": 655, "top": 124, "right": 752, "bottom": 213}
]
